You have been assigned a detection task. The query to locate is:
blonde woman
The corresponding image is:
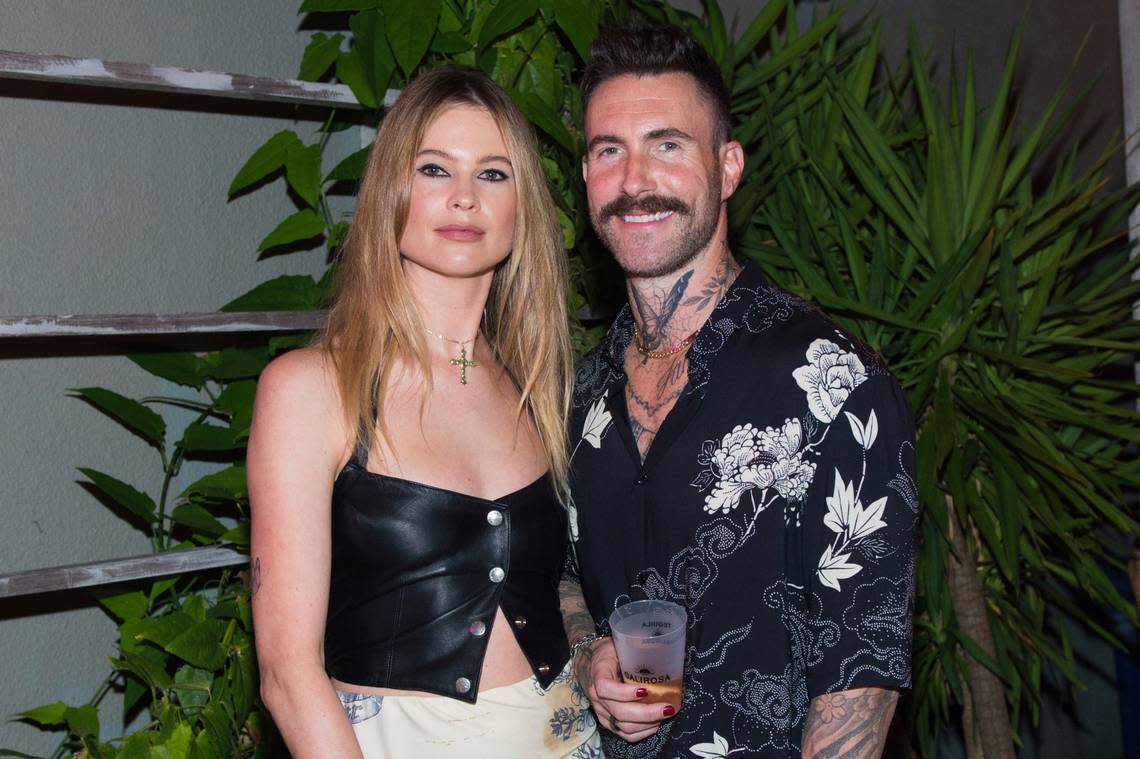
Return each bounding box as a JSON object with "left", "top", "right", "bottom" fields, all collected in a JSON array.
[{"left": 248, "top": 68, "right": 600, "bottom": 758}]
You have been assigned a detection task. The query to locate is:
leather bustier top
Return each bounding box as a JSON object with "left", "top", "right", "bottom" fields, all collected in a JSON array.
[{"left": 324, "top": 455, "right": 570, "bottom": 703}]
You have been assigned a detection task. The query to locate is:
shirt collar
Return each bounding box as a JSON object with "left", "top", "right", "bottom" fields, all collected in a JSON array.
[{"left": 597, "top": 259, "right": 769, "bottom": 394}]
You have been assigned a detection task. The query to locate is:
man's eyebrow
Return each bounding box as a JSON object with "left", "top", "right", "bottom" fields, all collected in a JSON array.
[
  {"left": 646, "top": 127, "right": 693, "bottom": 142},
  {"left": 586, "top": 134, "right": 626, "bottom": 153}
]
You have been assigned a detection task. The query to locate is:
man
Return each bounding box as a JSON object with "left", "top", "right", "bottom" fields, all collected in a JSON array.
[{"left": 560, "top": 24, "right": 918, "bottom": 759}]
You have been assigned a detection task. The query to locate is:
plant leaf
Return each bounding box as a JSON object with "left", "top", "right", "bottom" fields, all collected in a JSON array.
[
  {"left": 170, "top": 504, "right": 227, "bottom": 537},
  {"left": 78, "top": 468, "right": 156, "bottom": 521},
  {"left": 382, "top": 0, "right": 440, "bottom": 75},
  {"left": 17, "top": 701, "right": 68, "bottom": 726},
  {"left": 127, "top": 352, "right": 203, "bottom": 389},
  {"left": 71, "top": 387, "right": 166, "bottom": 449},
  {"left": 336, "top": 48, "right": 377, "bottom": 109},
  {"left": 228, "top": 131, "right": 303, "bottom": 196},
  {"left": 550, "top": 0, "right": 596, "bottom": 60},
  {"left": 257, "top": 209, "right": 325, "bottom": 252},
  {"left": 325, "top": 146, "right": 371, "bottom": 182},
  {"left": 165, "top": 619, "right": 229, "bottom": 671},
  {"left": 100, "top": 590, "right": 150, "bottom": 621},
  {"left": 221, "top": 274, "right": 323, "bottom": 312},
  {"left": 298, "top": 32, "right": 345, "bottom": 81},
  {"left": 284, "top": 144, "right": 322, "bottom": 209},
  {"left": 478, "top": 0, "right": 539, "bottom": 50},
  {"left": 180, "top": 423, "right": 241, "bottom": 454}
]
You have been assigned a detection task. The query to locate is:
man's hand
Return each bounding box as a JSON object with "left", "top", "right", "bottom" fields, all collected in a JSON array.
[
  {"left": 801, "top": 686, "right": 897, "bottom": 759},
  {"left": 576, "top": 636, "right": 673, "bottom": 743}
]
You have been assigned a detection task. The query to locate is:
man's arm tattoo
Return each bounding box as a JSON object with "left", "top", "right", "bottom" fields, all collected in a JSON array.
[
  {"left": 801, "top": 688, "right": 897, "bottom": 759},
  {"left": 560, "top": 575, "right": 595, "bottom": 642},
  {"left": 559, "top": 576, "right": 598, "bottom": 686}
]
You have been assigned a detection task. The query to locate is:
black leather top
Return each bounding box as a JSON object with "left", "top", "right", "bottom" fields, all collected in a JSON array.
[{"left": 323, "top": 454, "right": 570, "bottom": 703}]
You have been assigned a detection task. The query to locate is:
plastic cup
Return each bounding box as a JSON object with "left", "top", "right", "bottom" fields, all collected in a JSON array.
[{"left": 608, "top": 599, "right": 686, "bottom": 709}]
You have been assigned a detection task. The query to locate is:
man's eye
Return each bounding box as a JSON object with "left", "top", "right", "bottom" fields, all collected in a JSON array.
[
  {"left": 597, "top": 146, "right": 620, "bottom": 157},
  {"left": 480, "top": 168, "right": 510, "bottom": 182},
  {"left": 417, "top": 163, "right": 449, "bottom": 177},
  {"left": 660, "top": 141, "right": 679, "bottom": 151}
]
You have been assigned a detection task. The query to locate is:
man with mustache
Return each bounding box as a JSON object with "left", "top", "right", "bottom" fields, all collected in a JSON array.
[{"left": 560, "top": 24, "right": 918, "bottom": 759}]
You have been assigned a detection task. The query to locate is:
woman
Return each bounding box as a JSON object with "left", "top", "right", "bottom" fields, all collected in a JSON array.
[{"left": 248, "top": 67, "right": 601, "bottom": 758}]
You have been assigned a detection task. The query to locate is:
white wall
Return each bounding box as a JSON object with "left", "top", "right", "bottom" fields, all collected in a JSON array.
[{"left": 0, "top": 2, "right": 328, "bottom": 753}]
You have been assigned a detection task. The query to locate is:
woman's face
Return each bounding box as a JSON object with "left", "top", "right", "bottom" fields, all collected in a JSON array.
[{"left": 399, "top": 104, "right": 517, "bottom": 279}]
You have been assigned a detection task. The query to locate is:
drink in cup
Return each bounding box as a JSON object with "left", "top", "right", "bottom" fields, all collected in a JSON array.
[{"left": 608, "top": 599, "right": 686, "bottom": 710}]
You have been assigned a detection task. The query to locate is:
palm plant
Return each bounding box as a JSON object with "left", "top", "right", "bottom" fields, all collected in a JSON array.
[{"left": 730, "top": 15, "right": 1140, "bottom": 759}]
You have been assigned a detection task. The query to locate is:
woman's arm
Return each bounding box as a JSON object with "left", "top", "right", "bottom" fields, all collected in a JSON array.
[{"left": 248, "top": 348, "right": 364, "bottom": 759}]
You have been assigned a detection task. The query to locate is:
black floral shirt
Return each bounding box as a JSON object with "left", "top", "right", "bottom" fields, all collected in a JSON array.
[{"left": 568, "top": 261, "right": 918, "bottom": 758}]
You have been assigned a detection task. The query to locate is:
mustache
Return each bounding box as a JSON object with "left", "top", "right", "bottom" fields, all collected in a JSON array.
[{"left": 599, "top": 195, "right": 690, "bottom": 221}]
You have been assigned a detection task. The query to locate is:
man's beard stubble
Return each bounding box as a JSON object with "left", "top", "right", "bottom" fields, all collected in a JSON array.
[{"left": 590, "top": 166, "right": 723, "bottom": 279}]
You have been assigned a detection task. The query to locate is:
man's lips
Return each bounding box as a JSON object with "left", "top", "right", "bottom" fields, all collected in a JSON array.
[{"left": 435, "top": 225, "right": 485, "bottom": 242}]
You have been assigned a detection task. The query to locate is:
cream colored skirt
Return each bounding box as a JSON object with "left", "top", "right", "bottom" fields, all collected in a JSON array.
[{"left": 336, "top": 663, "right": 603, "bottom": 758}]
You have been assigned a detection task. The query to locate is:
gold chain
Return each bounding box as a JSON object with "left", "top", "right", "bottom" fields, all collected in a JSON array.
[{"left": 632, "top": 321, "right": 697, "bottom": 359}]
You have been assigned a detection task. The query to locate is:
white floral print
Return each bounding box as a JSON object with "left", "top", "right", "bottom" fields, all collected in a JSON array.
[
  {"left": 696, "top": 420, "right": 816, "bottom": 517},
  {"left": 792, "top": 338, "right": 868, "bottom": 423},
  {"left": 815, "top": 409, "right": 890, "bottom": 591},
  {"left": 580, "top": 391, "right": 612, "bottom": 449}
]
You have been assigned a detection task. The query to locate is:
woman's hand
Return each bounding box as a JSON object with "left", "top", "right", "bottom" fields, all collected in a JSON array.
[{"left": 575, "top": 637, "right": 674, "bottom": 743}]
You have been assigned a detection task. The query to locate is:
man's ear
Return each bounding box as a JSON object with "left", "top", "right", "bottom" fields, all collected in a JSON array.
[
  {"left": 720, "top": 140, "right": 744, "bottom": 200},
  {"left": 582, "top": 155, "right": 589, "bottom": 184}
]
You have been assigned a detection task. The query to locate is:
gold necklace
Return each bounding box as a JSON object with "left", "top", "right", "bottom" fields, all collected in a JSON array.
[
  {"left": 632, "top": 320, "right": 697, "bottom": 359},
  {"left": 424, "top": 327, "right": 478, "bottom": 385}
]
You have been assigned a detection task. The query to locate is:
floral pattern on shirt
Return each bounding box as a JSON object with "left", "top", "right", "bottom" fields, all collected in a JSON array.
[{"left": 570, "top": 262, "right": 917, "bottom": 759}]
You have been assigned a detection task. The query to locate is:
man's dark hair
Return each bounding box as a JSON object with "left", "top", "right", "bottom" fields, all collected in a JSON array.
[{"left": 580, "top": 24, "right": 732, "bottom": 144}]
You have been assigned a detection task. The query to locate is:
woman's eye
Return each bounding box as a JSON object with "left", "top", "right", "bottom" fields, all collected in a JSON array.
[
  {"left": 479, "top": 168, "right": 510, "bottom": 182},
  {"left": 417, "top": 163, "right": 449, "bottom": 177}
]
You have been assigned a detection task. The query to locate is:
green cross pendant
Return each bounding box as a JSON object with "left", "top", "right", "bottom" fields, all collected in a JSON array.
[{"left": 450, "top": 345, "right": 476, "bottom": 385}]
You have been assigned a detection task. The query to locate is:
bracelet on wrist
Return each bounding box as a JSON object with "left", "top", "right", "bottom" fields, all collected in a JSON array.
[{"left": 570, "top": 633, "right": 603, "bottom": 660}]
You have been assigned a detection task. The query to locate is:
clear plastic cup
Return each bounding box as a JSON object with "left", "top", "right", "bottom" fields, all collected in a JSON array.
[{"left": 608, "top": 599, "right": 687, "bottom": 709}]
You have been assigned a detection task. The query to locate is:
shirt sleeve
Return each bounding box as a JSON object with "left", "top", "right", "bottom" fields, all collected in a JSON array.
[{"left": 802, "top": 371, "right": 918, "bottom": 697}]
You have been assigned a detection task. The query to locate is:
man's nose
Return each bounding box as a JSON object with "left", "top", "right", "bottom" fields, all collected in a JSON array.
[{"left": 620, "top": 153, "right": 655, "bottom": 197}]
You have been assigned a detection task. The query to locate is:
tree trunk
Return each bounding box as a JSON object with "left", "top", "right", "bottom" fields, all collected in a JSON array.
[{"left": 945, "top": 494, "right": 1016, "bottom": 759}]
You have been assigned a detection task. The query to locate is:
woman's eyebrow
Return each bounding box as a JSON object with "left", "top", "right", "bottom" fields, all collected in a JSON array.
[{"left": 415, "top": 148, "right": 511, "bottom": 165}]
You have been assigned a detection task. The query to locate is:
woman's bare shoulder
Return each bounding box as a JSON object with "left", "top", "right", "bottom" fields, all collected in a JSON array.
[
  {"left": 253, "top": 347, "right": 348, "bottom": 447},
  {"left": 257, "top": 347, "right": 339, "bottom": 402}
]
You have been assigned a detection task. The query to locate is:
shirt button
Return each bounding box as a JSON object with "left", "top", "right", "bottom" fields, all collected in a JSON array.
[
  {"left": 454, "top": 677, "right": 472, "bottom": 694},
  {"left": 513, "top": 615, "right": 527, "bottom": 629},
  {"left": 489, "top": 566, "right": 505, "bottom": 583},
  {"left": 636, "top": 472, "right": 648, "bottom": 485},
  {"left": 486, "top": 509, "right": 504, "bottom": 526},
  {"left": 468, "top": 620, "right": 487, "bottom": 636},
  {"left": 537, "top": 662, "right": 551, "bottom": 675}
]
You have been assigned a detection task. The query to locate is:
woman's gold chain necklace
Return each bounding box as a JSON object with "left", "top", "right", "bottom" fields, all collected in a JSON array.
[{"left": 424, "top": 327, "right": 478, "bottom": 385}]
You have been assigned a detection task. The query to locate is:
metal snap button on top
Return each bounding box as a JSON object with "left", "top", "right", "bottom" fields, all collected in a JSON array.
[
  {"left": 468, "top": 620, "right": 487, "bottom": 636},
  {"left": 486, "top": 510, "right": 504, "bottom": 526},
  {"left": 489, "top": 566, "right": 505, "bottom": 583},
  {"left": 454, "top": 677, "right": 472, "bottom": 694},
  {"left": 513, "top": 615, "right": 527, "bottom": 629}
]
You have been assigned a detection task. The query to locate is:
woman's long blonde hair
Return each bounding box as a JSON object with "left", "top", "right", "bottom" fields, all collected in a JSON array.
[{"left": 323, "top": 67, "right": 572, "bottom": 497}]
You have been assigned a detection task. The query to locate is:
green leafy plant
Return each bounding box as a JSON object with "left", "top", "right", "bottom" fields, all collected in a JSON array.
[{"left": 731, "top": 16, "right": 1140, "bottom": 759}]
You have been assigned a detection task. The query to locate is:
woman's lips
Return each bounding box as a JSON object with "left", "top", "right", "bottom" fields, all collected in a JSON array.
[{"left": 436, "top": 225, "right": 485, "bottom": 242}]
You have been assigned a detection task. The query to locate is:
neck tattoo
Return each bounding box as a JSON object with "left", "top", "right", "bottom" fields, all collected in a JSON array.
[{"left": 424, "top": 327, "right": 479, "bottom": 385}]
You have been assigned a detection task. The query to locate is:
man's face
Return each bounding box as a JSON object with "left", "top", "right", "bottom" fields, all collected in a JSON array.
[{"left": 582, "top": 72, "right": 739, "bottom": 279}]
